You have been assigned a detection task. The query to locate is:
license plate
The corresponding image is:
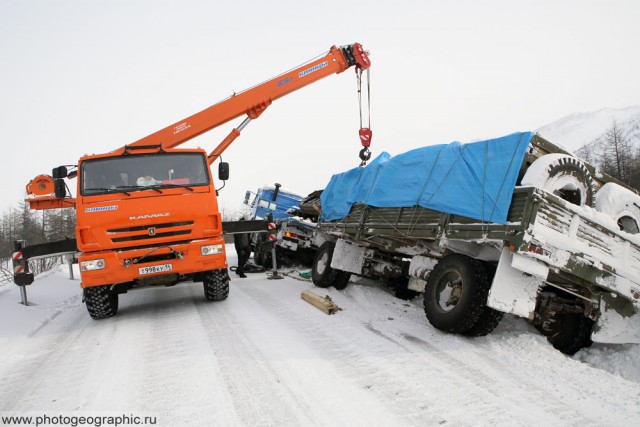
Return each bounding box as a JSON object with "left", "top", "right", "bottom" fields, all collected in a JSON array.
[{"left": 139, "top": 263, "right": 173, "bottom": 275}]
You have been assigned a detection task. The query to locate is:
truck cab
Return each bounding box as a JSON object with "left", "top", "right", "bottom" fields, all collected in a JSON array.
[
  {"left": 75, "top": 146, "right": 230, "bottom": 317},
  {"left": 244, "top": 185, "right": 317, "bottom": 266}
]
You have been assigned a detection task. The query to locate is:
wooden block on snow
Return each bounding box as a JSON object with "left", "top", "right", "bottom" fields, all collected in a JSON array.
[{"left": 301, "top": 290, "right": 342, "bottom": 315}]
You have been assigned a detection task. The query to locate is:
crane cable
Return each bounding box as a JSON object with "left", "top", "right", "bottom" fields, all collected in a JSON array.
[{"left": 357, "top": 68, "right": 372, "bottom": 166}]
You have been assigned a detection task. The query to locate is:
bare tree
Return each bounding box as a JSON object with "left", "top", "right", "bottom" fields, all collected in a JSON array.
[
  {"left": 575, "top": 142, "right": 595, "bottom": 165},
  {"left": 601, "top": 120, "right": 633, "bottom": 184}
]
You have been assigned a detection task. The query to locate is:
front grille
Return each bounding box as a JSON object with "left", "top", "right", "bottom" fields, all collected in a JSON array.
[
  {"left": 108, "top": 221, "right": 193, "bottom": 233},
  {"left": 108, "top": 221, "right": 194, "bottom": 243},
  {"left": 112, "top": 230, "right": 191, "bottom": 243}
]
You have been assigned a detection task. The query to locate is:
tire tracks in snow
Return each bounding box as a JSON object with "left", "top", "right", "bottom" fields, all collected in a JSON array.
[
  {"left": 192, "top": 285, "right": 314, "bottom": 427},
  {"left": 340, "top": 284, "right": 640, "bottom": 425},
  {"left": 195, "top": 280, "right": 410, "bottom": 427},
  {"left": 242, "top": 282, "right": 607, "bottom": 426},
  {"left": 238, "top": 283, "right": 506, "bottom": 426}
]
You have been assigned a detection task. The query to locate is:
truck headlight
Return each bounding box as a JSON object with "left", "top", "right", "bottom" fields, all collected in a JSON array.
[
  {"left": 80, "top": 259, "right": 105, "bottom": 271},
  {"left": 201, "top": 244, "right": 223, "bottom": 256}
]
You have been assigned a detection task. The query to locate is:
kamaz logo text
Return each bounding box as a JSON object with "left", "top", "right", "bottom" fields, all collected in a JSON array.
[
  {"left": 299, "top": 61, "right": 328, "bottom": 78},
  {"left": 129, "top": 213, "right": 170, "bottom": 221},
  {"left": 86, "top": 205, "right": 118, "bottom": 213}
]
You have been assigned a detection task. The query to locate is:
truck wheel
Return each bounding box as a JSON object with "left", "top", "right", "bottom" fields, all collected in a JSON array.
[
  {"left": 595, "top": 182, "right": 640, "bottom": 234},
  {"left": 332, "top": 271, "right": 351, "bottom": 290},
  {"left": 84, "top": 285, "right": 119, "bottom": 320},
  {"left": 460, "top": 307, "right": 504, "bottom": 337},
  {"left": 312, "top": 242, "right": 350, "bottom": 289},
  {"left": 298, "top": 249, "right": 316, "bottom": 267},
  {"left": 275, "top": 246, "right": 295, "bottom": 267},
  {"left": 423, "top": 254, "right": 491, "bottom": 334},
  {"left": 521, "top": 154, "right": 594, "bottom": 207},
  {"left": 387, "top": 277, "right": 418, "bottom": 300},
  {"left": 461, "top": 263, "right": 503, "bottom": 336},
  {"left": 545, "top": 313, "right": 594, "bottom": 355},
  {"left": 254, "top": 240, "right": 272, "bottom": 268},
  {"left": 204, "top": 269, "right": 230, "bottom": 301}
]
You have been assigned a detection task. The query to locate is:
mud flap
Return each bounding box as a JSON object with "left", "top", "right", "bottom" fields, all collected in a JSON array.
[
  {"left": 592, "top": 295, "right": 640, "bottom": 344},
  {"left": 486, "top": 247, "right": 545, "bottom": 319},
  {"left": 407, "top": 255, "right": 438, "bottom": 292},
  {"left": 331, "top": 239, "right": 366, "bottom": 274}
]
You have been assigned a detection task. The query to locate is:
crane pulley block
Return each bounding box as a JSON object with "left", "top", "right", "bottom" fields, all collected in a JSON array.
[{"left": 359, "top": 128, "right": 372, "bottom": 148}]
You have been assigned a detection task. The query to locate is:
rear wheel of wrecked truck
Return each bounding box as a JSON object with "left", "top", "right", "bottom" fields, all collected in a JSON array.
[
  {"left": 204, "top": 269, "right": 230, "bottom": 301},
  {"left": 84, "top": 285, "right": 119, "bottom": 320},
  {"left": 461, "top": 263, "right": 503, "bottom": 337},
  {"left": 388, "top": 276, "right": 419, "bottom": 301},
  {"left": 541, "top": 312, "right": 594, "bottom": 355},
  {"left": 423, "top": 254, "right": 494, "bottom": 334},
  {"left": 312, "top": 242, "right": 351, "bottom": 289}
]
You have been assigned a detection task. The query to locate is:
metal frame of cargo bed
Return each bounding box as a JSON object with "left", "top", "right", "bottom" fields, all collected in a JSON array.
[
  {"left": 318, "top": 187, "right": 534, "bottom": 253},
  {"left": 318, "top": 185, "right": 640, "bottom": 309}
]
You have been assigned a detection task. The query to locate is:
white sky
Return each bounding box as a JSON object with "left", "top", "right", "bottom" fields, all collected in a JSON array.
[{"left": 1, "top": 0, "right": 639, "bottom": 215}]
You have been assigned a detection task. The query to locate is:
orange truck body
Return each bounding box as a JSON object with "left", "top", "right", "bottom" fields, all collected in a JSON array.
[
  {"left": 74, "top": 148, "right": 227, "bottom": 288},
  {"left": 22, "top": 43, "right": 371, "bottom": 317}
]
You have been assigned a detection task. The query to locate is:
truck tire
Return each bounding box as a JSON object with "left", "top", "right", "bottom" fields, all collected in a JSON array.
[
  {"left": 545, "top": 313, "right": 594, "bottom": 355},
  {"left": 423, "top": 254, "right": 491, "bottom": 334},
  {"left": 298, "top": 249, "right": 317, "bottom": 267},
  {"left": 521, "top": 154, "right": 594, "bottom": 207},
  {"left": 312, "top": 242, "right": 350, "bottom": 289},
  {"left": 254, "top": 239, "right": 272, "bottom": 268},
  {"left": 204, "top": 269, "right": 230, "bottom": 301},
  {"left": 84, "top": 285, "right": 119, "bottom": 320},
  {"left": 595, "top": 182, "right": 640, "bottom": 234},
  {"left": 461, "top": 263, "right": 503, "bottom": 336},
  {"left": 332, "top": 271, "right": 352, "bottom": 290},
  {"left": 460, "top": 307, "right": 504, "bottom": 337},
  {"left": 275, "top": 246, "right": 295, "bottom": 267},
  {"left": 389, "top": 277, "right": 419, "bottom": 301}
]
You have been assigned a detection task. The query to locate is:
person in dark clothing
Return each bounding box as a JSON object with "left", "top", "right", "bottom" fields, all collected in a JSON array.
[{"left": 233, "top": 227, "right": 251, "bottom": 278}]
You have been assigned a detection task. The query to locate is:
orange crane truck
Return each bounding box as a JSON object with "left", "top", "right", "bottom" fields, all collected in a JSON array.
[{"left": 17, "top": 43, "right": 371, "bottom": 319}]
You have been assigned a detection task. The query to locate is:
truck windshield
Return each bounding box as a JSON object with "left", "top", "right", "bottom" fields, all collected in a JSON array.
[{"left": 81, "top": 152, "right": 210, "bottom": 196}]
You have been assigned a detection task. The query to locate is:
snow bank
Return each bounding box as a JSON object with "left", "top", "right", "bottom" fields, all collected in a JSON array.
[{"left": 0, "top": 265, "right": 82, "bottom": 346}]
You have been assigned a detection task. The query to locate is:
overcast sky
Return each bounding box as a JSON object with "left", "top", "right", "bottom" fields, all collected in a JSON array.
[{"left": 1, "top": 0, "right": 639, "bottom": 216}]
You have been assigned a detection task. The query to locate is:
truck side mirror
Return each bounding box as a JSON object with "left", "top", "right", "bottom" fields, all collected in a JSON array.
[
  {"left": 244, "top": 191, "right": 251, "bottom": 205},
  {"left": 52, "top": 166, "right": 68, "bottom": 179},
  {"left": 54, "top": 179, "right": 66, "bottom": 198},
  {"left": 218, "top": 162, "right": 229, "bottom": 181}
]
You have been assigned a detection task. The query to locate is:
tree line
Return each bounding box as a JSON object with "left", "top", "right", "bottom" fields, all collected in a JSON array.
[
  {"left": 576, "top": 120, "right": 640, "bottom": 190},
  {"left": 0, "top": 203, "right": 76, "bottom": 282}
]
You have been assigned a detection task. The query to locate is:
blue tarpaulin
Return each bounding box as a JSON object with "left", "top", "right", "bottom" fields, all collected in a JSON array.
[{"left": 320, "top": 132, "right": 534, "bottom": 224}]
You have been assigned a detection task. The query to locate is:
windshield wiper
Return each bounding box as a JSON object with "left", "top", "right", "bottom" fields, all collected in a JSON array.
[
  {"left": 86, "top": 187, "right": 131, "bottom": 196},
  {"left": 117, "top": 185, "right": 163, "bottom": 194},
  {"left": 157, "top": 183, "right": 195, "bottom": 191}
]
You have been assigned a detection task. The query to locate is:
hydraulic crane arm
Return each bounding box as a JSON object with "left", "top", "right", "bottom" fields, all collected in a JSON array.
[
  {"left": 25, "top": 43, "right": 371, "bottom": 211},
  {"left": 126, "top": 43, "right": 371, "bottom": 161}
]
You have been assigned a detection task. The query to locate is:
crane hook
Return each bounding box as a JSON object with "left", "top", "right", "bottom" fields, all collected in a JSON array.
[
  {"left": 359, "top": 147, "right": 371, "bottom": 166},
  {"left": 358, "top": 127, "right": 372, "bottom": 166}
]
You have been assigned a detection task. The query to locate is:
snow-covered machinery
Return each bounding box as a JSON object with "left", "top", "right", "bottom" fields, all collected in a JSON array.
[{"left": 311, "top": 132, "right": 640, "bottom": 355}]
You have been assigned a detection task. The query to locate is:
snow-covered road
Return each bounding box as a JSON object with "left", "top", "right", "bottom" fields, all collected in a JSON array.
[{"left": 1, "top": 248, "right": 640, "bottom": 426}]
